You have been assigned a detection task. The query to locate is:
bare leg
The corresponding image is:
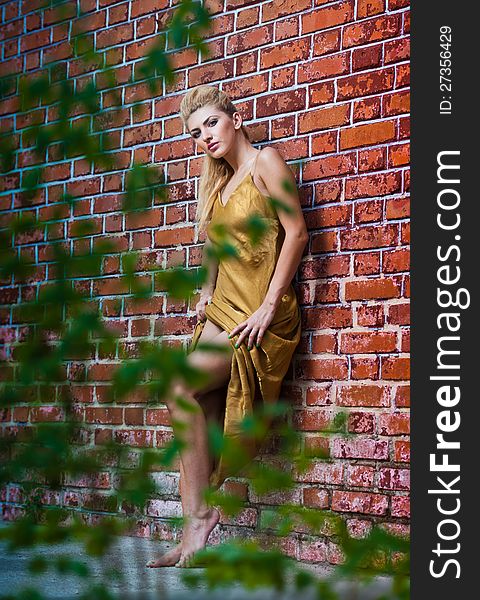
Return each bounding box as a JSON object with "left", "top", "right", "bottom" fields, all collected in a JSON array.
[
  {"left": 146, "top": 387, "right": 225, "bottom": 567},
  {"left": 147, "top": 321, "right": 231, "bottom": 568},
  {"left": 170, "top": 370, "right": 227, "bottom": 566}
]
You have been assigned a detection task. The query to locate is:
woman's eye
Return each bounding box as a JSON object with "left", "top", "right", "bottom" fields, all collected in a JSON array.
[{"left": 209, "top": 120, "right": 217, "bottom": 126}]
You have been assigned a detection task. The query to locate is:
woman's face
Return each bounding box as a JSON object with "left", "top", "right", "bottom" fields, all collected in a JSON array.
[{"left": 187, "top": 104, "right": 240, "bottom": 157}]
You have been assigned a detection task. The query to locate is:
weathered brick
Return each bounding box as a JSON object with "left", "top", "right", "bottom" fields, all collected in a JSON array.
[
  {"left": 343, "top": 15, "right": 401, "bottom": 48},
  {"left": 302, "top": 1, "right": 355, "bottom": 34},
  {"left": 332, "top": 491, "right": 389, "bottom": 515},
  {"left": 345, "top": 277, "right": 401, "bottom": 300},
  {"left": 340, "top": 120, "right": 396, "bottom": 150},
  {"left": 336, "top": 384, "right": 391, "bottom": 407}
]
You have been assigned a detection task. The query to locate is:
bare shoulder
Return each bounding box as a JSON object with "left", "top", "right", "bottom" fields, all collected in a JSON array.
[
  {"left": 256, "top": 146, "right": 296, "bottom": 194},
  {"left": 257, "top": 146, "right": 286, "bottom": 170}
]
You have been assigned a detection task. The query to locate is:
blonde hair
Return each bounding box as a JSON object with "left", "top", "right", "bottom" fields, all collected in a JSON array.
[{"left": 179, "top": 85, "right": 251, "bottom": 233}]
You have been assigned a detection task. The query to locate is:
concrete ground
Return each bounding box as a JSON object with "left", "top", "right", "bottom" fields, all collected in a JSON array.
[{"left": 0, "top": 522, "right": 398, "bottom": 599}]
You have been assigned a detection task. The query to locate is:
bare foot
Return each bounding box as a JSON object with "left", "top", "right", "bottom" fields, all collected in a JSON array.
[
  {"left": 146, "top": 542, "right": 182, "bottom": 568},
  {"left": 175, "top": 507, "right": 220, "bottom": 568}
]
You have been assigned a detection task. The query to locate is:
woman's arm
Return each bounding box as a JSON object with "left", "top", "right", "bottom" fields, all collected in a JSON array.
[
  {"left": 201, "top": 237, "right": 219, "bottom": 294},
  {"left": 260, "top": 147, "right": 309, "bottom": 310},
  {"left": 229, "top": 147, "right": 308, "bottom": 349},
  {"left": 195, "top": 237, "right": 219, "bottom": 322}
]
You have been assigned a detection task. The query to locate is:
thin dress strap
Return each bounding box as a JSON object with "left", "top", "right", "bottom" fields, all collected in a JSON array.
[{"left": 249, "top": 148, "right": 262, "bottom": 180}]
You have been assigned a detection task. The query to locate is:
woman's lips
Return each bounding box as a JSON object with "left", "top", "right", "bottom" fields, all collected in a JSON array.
[{"left": 208, "top": 142, "right": 219, "bottom": 151}]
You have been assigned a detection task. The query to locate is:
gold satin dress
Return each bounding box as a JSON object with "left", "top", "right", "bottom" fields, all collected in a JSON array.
[{"left": 188, "top": 154, "right": 301, "bottom": 489}]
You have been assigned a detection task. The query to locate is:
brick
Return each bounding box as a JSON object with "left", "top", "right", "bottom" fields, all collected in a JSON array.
[
  {"left": 381, "top": 356, "right": 409, "bottom": 380},
  {"left": 296, "top": 358, "right": 349, "bottom": 381},
  {"left": 303, "top": 153, "right": 356, "bottom": 180},
  {"left": 311, "top": 131, "right": 337, "bottom": 155},
  {"left": 299, "top": 104, "right": 350, "bottom": 134},
  {"left": 303, "top": 487, "right": 329, "bottom": 509},
  {"left": 345, "top": 277, "right": 401, "bottom": 301},
  {"left": 394, "top": 385, "right": 410, "bottom": 407},
  {"left": 124, "top": 122, "right": 162, "bottom": 147},
  {"left": 303, "top": 306, "right": 353, "bottom": 329},
  {"left": 227, "top": 25, "right": 273, "bottom": 54},
  {"left": 386, "top": 196, "right": 410, "bottom": 219},
  {"left": 188, "top": 58, "right": 235, "bottom": 86},
  {"left": 383, "top": 248, "right": 410, "bottom": 273},
  {"left": 304, "top": 204, "right": 351, "bottom": 229},
  {"left": 96, "top": 23, "right": 134, "bottom": 49},
  {"left": 340, "top": 224, "right": 398, "bottom": 250},
  {"left": 354, "top": 200, "right": 383, "bottom": 224},
  {"left": 378, "top": 411, "right": 410, "bottom": 434},
  {"left": 389, "top": 143, "right": 410, "bottom": 167},
  {"left": 271, "top": 66, "right": 296, "bottom": 89},
  {"left": 384, "top": 91, "right": 410, "bottom": 116},
  {"left": 30, "top": 406, "right": 64, "bottom": 422},
  {"left": 345, "top": 172, "right": 402, "bottom": 200},
  {"left": 309, "top": 81, "right": 336, "bottom": 106},
  {"left": 85, "top": 407, "right": 123, "bottom": 424},
  {"left": 391, "top": 495, "right": 410, "bottom": 518},
  {"left": 260, "top": 38, "right": 310, "bottom": 69},
  {"left": 356, "top": 304, "right": 384, "bottom": 326},
  {"left": 394, "top": 440, "right": 410, "bottom": 462},
  {"left": 262, "top": 0, "right": 311, "bottom": 21},
  {"left": 125, "top": 208, "right": 163, "bottom": 230},
  {"left": 21, "top": 29, "right": 51, "bottom": 52},
  {"left": 298, "top": 53, "right": 350, "bottom": 84},
  {"left": 130, "top": 0, "right": 168, "bottom": 18},
  {"left": 396, "top": 63, "right": 410, "bottom": 88},
  {"left": 294, "top": 462, "right": 344, "bottom": 485},
  {"left": 385, "top": 37, "right": 410, "bottom": 64},
  {"left": 114, "top": 429, "right": 154, "bottom": 447},
  {"left": 352, "top": 44, "right": 382, "bottom": 71},
  {"left": 340, "top": 120, "right": 396, "bottom": 150},
  {"left": 388, "top": 0, "right": 409, "bottom": 8},
  {"left": 275, "top": 16, "right": 300, "bottom": 41},
  {"left": 351, "top": 357, "right": 380, "bottom": 380},
  {"left": 332, "top": 437, "right": 389, "bottom": 460},
  {"left": 311, "top": 232, "right": 339, "bottom": 254},
  {"left": 378, "top": 468, "right": 410, "bottom": 491},
  {"left": 73, "top": 11, "right": 106, "bottom": 35},
  {"left": 306, "top": 387, "right": 332, "bottom": 406},
  {"left": 312, "top": 30, "right": 341, "bottom": 56},
  {"left": 354, "top": 252, "right": 380, "bottom": 275},
  {"left": 357, "top": 0, "right": 386, "bottom": 18},
  {"left": 256, "top": 88, "right": 306, "bottom": 117},
  {"left": 293, "top": 408, "right": 335, "bottom": 431},
  {"left": 154, "top": 227, "right": 194, "bottom": 248},
  {"left": 336, "top": 384, "right": 391, "bottom": 407},
  {"left": 314, "top": 180, "right": 343, "bottom": 205},
  {"left": 332, "top": 491, "right": 388, "bottom": 515},
  {"left": 337, "top": 68, "right": 395, "bottom": 100},
  {"left": 312, "top": 332, "right": 337, "bottom": 353},
  {"left": 304, "top": 435, "right": 331, "bottom": 459},
  {"left": 343, "top": 15, "right": 401, "bottom": 48},
  {"left": 340, "top": 331, "right": 397, "bottom": 354},
  {"left": 348, "top": 411, "right": 375, "bottom": 434},
  {"left": 346, "top": 465, "right": 375, "bottom": 487},
  {"left": 299, "top": 256, "right": 350, "bottom": 280},
  {"left": 302, "top": 1, "right": 355, "bottom": 34},
  {"left": 353, "top": 97, "right": 382, "bottom": 122}
]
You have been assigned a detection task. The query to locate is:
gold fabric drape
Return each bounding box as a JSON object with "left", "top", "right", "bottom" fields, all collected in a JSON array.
[{"left": 188, "top": 163, "right": 301, "bottom": 489}]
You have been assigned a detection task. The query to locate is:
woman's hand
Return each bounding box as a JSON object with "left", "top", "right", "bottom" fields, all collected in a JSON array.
[
  {"left": 195, "top": 288, "right": 213, "bottom": 322},
  {"left": 228, "top": 301, "right": 277, "bottom": 350}
]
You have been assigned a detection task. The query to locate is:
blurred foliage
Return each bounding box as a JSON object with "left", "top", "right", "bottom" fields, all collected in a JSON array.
[{"left": 0, "top": 1, "right": 409, "bottom": 599}]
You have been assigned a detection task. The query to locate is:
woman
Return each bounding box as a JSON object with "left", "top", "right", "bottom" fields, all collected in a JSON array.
[{"left": 147, "top": 84, "right": 308, "bottom": 568}]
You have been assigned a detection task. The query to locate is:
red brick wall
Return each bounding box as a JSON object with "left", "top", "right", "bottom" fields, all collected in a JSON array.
[{"left": 0, "top": 0, "right": 410, "bottom": 563}]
